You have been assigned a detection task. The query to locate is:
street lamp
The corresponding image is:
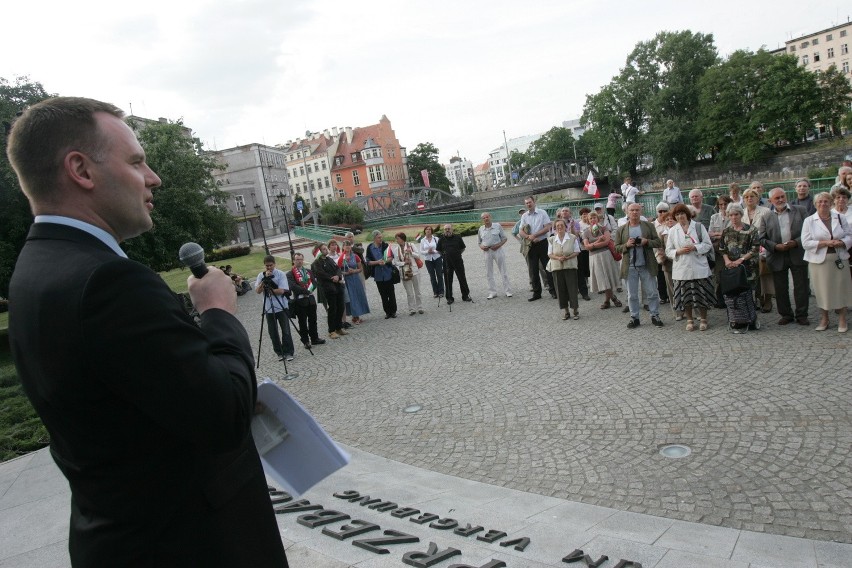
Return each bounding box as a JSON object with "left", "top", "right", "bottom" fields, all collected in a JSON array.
[
  {"left": 301, "top": 145, "right": 318, "bottom": 226},
  {"left": 253, "top": 204, "right": 270, "bottom": 255},
  {"left": 275, "top": 192, "right": 296, "bottom": 262},
  {"left": 236, "top": 199, "right": 252, "bottom": 247}
]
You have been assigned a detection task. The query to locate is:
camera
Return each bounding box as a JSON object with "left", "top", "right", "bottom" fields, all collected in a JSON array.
[{"left": 261, "top": 275, "right": 277, "bottom": 290}]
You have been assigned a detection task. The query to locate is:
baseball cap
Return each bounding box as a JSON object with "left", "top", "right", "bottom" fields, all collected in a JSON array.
[
  {"left": 518, "top": 208, "right": 525, "bottom": 215},
  {"left": 594, "top": 203, "right": 604, "bottom": 209}
]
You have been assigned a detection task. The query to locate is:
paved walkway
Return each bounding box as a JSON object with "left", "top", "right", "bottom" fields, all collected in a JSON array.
[{"left": 1, "top": 233, "right": 850, "bottom": 567}]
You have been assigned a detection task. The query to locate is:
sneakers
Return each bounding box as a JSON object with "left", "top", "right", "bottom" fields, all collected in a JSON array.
[
  {"left": 328, "top": 331, "right": 340, "bottom": 339},
  {"left": 627, "top": 317, "right": 641, "bottom": 329},
  {"left": 487, "top": 293, "right": 496, "bottom": 300},
  {"left": 336, "top": 328, "right": 349, "bottom": 335},
  {"left": 409, "top": 310, "right": 416, "bottom": 316},
  {"left": 506, "top": 292, "right": 513, "bottom": 297},
  {"left": 651, "top": 316, "right": 663, "bottom": 327},
  {"left": 285, "top": 355, "right": 294, "bottom": 362},
  {"left": 418, "top": 309, "right": 424, "bottom": 314}
]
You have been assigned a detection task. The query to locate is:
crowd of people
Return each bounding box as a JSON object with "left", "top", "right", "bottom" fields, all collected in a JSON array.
[{"left": 258, "top": 166, "right": 852, "bottom": 361}]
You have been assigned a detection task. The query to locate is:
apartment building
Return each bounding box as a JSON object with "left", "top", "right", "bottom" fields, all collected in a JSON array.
[{"left": 784, "top": 20, "right": 852, "bottom": 82}]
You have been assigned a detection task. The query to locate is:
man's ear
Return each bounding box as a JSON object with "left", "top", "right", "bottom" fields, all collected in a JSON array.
[{"left": 64, "top": 151, "right": 96, "bottom": 190}]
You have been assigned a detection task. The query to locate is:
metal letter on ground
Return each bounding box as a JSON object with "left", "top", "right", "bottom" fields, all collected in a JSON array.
[
  {"left": 453, "top": 524, "right": 484, "bottom": 537},
  {"left": 402, "top": 542, "right": 462, "bottom": 568},
  {"left": 476, "top": 529, "right": 508, "bottom": 543},
  {"left": 428, "top": 518, "right": 459, "bottom": 530},
  {"left": 322, "top": 519, "right": 380, "bottom": 540},
  {"left": 499, "top": 536, "right": 530, "bottom": 551},
  {"left": 352, "top": 529, "right": 420, "bottom": 554},
  {"left": 409, "top": 512, "right": 440, "bottom": 525},
  {"left": 391, "top": 507, "right": 421, "bottom": 518},
  {"left": 297, "top": 509, "right": 350, "bottom": 528},
  {"left": 274, "top": 499, "right": 324, "bottom": 514},
  {"left": 447, "top": 561, "right": 507, "bottom": 568}
]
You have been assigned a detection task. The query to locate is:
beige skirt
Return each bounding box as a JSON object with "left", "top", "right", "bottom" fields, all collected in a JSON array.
[{"left": 809, "top": 257, "right": 852, "bottom": 310}]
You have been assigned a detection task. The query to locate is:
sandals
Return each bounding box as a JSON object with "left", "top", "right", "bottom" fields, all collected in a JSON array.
[
  {"left": 600, "top": 301, "right": 611, "bottom": 310},
  {"left": 686, "top": 319, "right": 695, "bottom": 332},
  {"left": 612, "top": 298, "right": 623, "bottom": 308},
  {"left": 699, "top": 319, "right": 708, "bottom": 331}
]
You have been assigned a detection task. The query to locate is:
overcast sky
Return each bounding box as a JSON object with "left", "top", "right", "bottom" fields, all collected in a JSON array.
[{"left": 3, "top": 1, "right": 847, "bottom": 165}]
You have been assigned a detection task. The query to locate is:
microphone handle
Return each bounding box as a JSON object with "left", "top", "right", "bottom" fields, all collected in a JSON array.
[{"left": 190, "top": 264, "right": 209, "bottom": 279}]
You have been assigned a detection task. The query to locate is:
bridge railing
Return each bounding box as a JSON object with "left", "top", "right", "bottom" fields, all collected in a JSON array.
[{"left": 292, "top": 224, "right": 352, "bottom": 243}]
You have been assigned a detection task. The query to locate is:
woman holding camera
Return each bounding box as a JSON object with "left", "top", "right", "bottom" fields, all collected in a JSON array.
[{"left": 802, "top": 192, "right": 852, "bottom": 333}]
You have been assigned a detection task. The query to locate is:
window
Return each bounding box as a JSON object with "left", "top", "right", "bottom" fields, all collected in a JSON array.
[
  {"left": 324, "top": 176, "right": 330, "bottom": 188},
  {"left": 335, "top": 173, "right": 342, "bottom": 183},
  {"left": 320, "top": 195, "right": 326, "bottom": 204},
  {"left": 813, "top": 38, "right": 819, "bottom": 45},
  {"left": 802, "top": 54, "right": 809, "bottom": 65},
  {"left": 310, "top": 181, "right": 315, "bottom": 191},
  {"left": 351, "top": 152, "right": 361, "bottom": 162},
  {"left": 306, "top": 164, "right": 312, "bottom": 173},
  {"left": 235, "top": 195, "right": 245, "bottom": 208},
  {"left": 790, "top": 45, "right": 797, "bottom": 52},
  {"left": 334, "top": 156, "right": 344, "bottom": 166},
  {"left": 338, "top": 190, "right": 345, "bottom": 198},
  {"left": 299, "top": 166, "right": 305, "bottom": 175},
  {"left": 355, "top": 191, "right": 363, "bottom": 197},
  {"left": 295, "top": 183, "right": 301, "bottom": 192},
  {"left": 842, "top": 43, "right": 849, "bottom": 55},
  {"left": 353, "top": 171, "right": 361, "bottom": 186},
  {"left": 814, "top": 52, "right": 820, "bottom": 62},
  {"left": 321, "top": 161, "right": 327, "bottom": 170},
  {"left": 827, "top": 34, "right": 833, "bottom": 41},
  {"left": 800, "top": 41, "right": 809, "bottom": 48},
  {"left": 368, "top": 165, "right": 385, "bottom": 182},
  {"left": 841, "top": 30, "right": 848, "bottom": 37},
  {"left": 843, "top": 61, "right": 850, "bottom": 74},
  {"left": 828, "top": 47, "right": 835, "bottom": 58}
]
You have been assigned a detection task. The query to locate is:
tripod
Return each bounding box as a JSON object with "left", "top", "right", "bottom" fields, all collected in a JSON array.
[{"left": 257, "top": 282, "right": 311, "bottom": 381}]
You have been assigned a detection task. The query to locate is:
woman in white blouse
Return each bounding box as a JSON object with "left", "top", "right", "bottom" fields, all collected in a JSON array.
[
  {"left": 391, "top": 232, "right": 424, "bottom": 315},
  {"left": 419, "top": 225, "right": 444, "bottom": 298},
  {"left": 802, "top": 192, "right": 852, "bottom": 333},
  {"left": 665, "top": 204, "right": 715, "bottom": 331}
]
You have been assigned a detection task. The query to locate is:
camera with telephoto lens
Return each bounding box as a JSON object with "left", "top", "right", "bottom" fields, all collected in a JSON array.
[{"left": 261, "top": 274, "right": 277, "bottom": 290}]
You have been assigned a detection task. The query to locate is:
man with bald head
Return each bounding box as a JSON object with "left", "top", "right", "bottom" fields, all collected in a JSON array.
[
  {"left": 759, "top": 187, "right": 810, "bottom": 325},
  {"left": 6, "top": 97, "right": 287, "bottom": 566},
  {"left": 688, "top": 188, "right": 715, "bottom": 230}
]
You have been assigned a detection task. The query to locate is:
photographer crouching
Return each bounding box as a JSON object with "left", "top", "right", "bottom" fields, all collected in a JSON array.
[{"left": 255, "top": 255, "right": 295, "bottom": 361}]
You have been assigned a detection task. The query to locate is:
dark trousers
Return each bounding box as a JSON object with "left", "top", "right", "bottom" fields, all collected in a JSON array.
[
  {"left": 425, "top": 257, "right": 445, "bottom": 296},
  {"left": 772, "top": 263, "right": 809, "bottom": 319},
  {"left": 375, "top": 279, "right": 397, "bottom": 316},
  {"left": 577, "top": 250, "right": 590, "bottom": 297},
  {"left": 657, "top": 269, "right": 669, "bottom": 301},
  {"left": 527, "top": 240, "right": 554, "bottom": 296},
  {"left": 443, "top": 255, "right": 470, "bottom": 300},
  {"left": 265, "top": 309, "right": 294, "bottom": 357},
  {"left": 553, "top": 269, "right": 579, "bottom": 310},
  {"left": 324, "top": 289, "right": 345, "bottom": 333},
  {"left": 292, "top": 300, "right": 319, "bottom": 344}
]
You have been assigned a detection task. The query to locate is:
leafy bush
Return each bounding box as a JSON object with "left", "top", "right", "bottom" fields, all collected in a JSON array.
[
  {"left": 321, "top": 202, "right": 365, "bottom": 226},
  {"left": 206, "top": 245, "right": 252, "bottom": 263}
]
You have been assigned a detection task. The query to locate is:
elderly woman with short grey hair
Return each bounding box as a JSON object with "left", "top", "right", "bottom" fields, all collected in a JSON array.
[{"left": 719, "top": 203, "right": 761, "bottom": 332}]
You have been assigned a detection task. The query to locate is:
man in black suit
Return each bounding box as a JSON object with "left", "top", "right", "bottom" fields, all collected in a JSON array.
[
  {"left": 759, "top": 187, "right": 810, "bottom": 326},
  {"left": 6, "top": 97, "right": 287, "bottom": 567}
]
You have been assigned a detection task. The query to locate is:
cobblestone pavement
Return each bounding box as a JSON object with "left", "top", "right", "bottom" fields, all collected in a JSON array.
[{"left": 240, "top": 234, "right": 852, "bottom": 544}]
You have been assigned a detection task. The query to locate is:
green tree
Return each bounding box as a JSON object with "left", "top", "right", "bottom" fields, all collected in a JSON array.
[
  {"left": 407, "top": 142, "right": 451, "bottom": 190},
  {"left": 816, "top": 66, "right": 852, "bottom": 137},
  {"left": 582, "top": 30, "right": 717, "bottom": 174},
  {"left": 0, "top": 77, "right": 54, "bottom": 297},
  {"left": 122, "top": 120, "right": 235, "bottom": 271},
  {"left": 697, "top": 50, "right": 820, "bottom": 163},
  {"left": 527, "top": 126, "right": 577, "bottom": 163},
  {"left": 320, "top": 200, "right": 365, "bottom": 226}
]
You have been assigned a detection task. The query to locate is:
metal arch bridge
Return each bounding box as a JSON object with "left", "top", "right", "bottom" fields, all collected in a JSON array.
[
  {"left": 347, "top": 186, "right": 467, "bottom": 220},
  {"left": 516, "top": 160, "right": 591, "bottom": 187}
]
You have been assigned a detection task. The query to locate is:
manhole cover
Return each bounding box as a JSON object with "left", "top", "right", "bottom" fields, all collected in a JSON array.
[
  {"left": 403, "top": 404, "right": 423, "bottom": 414},
  {"left": 660, "top": 444, "right": 691, "bottom": 458}
]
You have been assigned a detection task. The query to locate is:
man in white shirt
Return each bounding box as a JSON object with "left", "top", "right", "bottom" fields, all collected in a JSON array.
[
  {"left": 518, "top": 196, "right": 556, "bottom": 301},
  {"left": 594, "top": 203, "right": 618, "bottom": 233},
  {"left": 662, "top": 179, "right": 683, "bottom": 205},
  {"left": 622, "top": 176, "right": 642, "bottom": 203},
  {"left": 478, "top": 212, "right": 512, "bottom": 299}
]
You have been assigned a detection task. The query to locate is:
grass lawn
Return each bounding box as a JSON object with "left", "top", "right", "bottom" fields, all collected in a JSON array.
[{"left": 159, "top": 252, "right": 291, "bottom": 294}]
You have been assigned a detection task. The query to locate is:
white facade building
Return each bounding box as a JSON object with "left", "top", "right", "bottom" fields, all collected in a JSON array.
[
  {"left": 444, "top": 157, "right": 474, "bottom": 196},
  {"left": 487, "top": 133, "right": 542, "bottom": 188}
]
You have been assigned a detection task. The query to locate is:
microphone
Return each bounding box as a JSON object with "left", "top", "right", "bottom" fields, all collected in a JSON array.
[{"left": 179, "top": 242, "right": 208, "bottom": 278}]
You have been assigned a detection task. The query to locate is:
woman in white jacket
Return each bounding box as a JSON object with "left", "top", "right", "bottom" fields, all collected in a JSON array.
[
  {"left": 666, "top": 204, "right": 715, "bottom": 331},
  {"left": 801, "top": 192, "right": 852, "bottom": 332},
  {"left": 390, "top": 232, "right": 424, "bottom": 315}
]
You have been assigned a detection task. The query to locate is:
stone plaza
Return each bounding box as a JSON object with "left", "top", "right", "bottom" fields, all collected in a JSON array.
[{"left": 1, "top": 231, "right": 850, "bottom": 567}]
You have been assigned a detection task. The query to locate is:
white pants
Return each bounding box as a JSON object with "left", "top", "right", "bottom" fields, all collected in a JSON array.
[
  {"left": 484, "top": 248, "right": 512, "bottom": 295},
  {"left": 401, "top": 274, "right": 423, "bottom": 311}
]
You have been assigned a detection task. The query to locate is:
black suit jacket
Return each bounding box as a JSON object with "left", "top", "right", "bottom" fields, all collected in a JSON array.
[
  {"left": 9, "top": 223, "right": 287, "bottom": 567},
  {"left": 759, "top": 205, "right": 808, "bottom": 270}
]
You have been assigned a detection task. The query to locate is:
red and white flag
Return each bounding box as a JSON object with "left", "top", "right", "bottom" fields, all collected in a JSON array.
[
  {"left": 420, "top": 169, "right": 430, "bottom": 188},
  {"left": 583, "top": 171, "right": 599, "bottom": 198}
]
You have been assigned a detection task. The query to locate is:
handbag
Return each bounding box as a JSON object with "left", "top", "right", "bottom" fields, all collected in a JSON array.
[
  {"left": 694, "top": 223, "right": 715, "bottom": 269},
  {"left": 607, "top": 240, "right": 622, "bottom": 262},
  {"left": 390, "top": 265, "right": 401, "bottom": 284},
  {"left": 720, "top": 264, "right": 749, "bottom": 296}
]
